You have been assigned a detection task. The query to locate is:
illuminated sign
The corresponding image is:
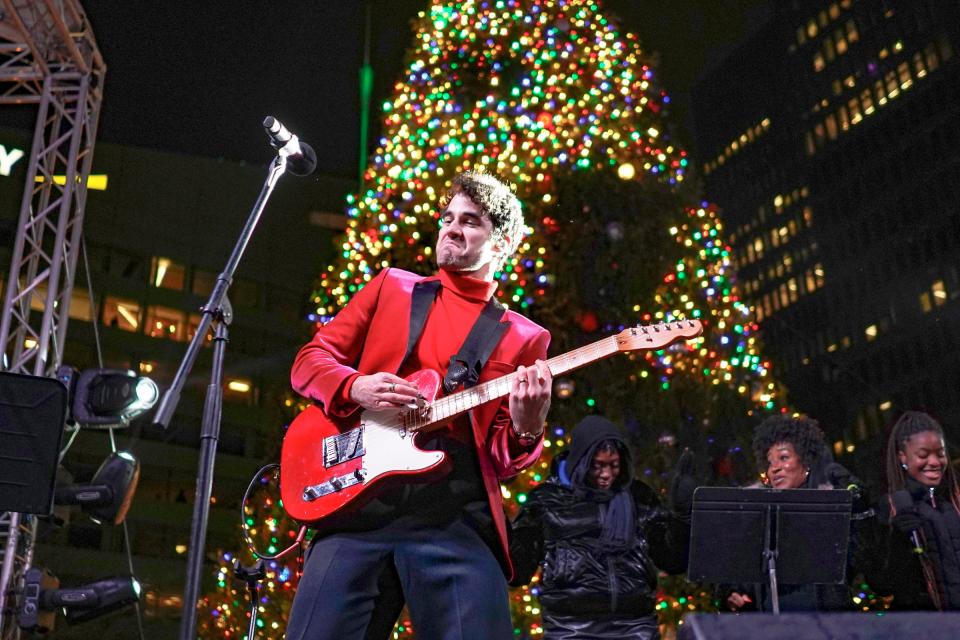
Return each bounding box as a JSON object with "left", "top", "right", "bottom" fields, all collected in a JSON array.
[
  {"left": 0, "top": 144, "right": 25, "bottom": 176},
  {"left": 34, "top": 174, "right": 109, "bottom": 191},
  {"left": 2, "top": 144, "right": 107, "bottom": 190}
]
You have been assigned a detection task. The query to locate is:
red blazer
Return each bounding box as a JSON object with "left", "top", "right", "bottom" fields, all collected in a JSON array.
[{"left": 291, "top": 268, "right": 550, "bottom": 578}]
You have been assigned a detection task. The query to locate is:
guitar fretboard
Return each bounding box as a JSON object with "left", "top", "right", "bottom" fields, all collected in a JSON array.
[{"left": 406, "top": 335, "right": 620, "bottom": 433}]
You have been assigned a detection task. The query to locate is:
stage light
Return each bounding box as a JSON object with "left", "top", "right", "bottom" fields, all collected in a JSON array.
[
  {"left": 58, "top": 367, "right": 159, "bottom": 428},
  {"left": 54, "top": 451, "right": 140, "bottom": 525},
  {"left": 19, "top": 568, "right": 141, "bottom": 631}
]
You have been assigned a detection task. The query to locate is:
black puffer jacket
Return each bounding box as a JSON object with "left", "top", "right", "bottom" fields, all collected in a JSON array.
[
  {"left": 510, "top": 420, "right": 689, "bottom": 620},
  {"left": 866, "top": 478, "right": 960, "bottom": 610}
]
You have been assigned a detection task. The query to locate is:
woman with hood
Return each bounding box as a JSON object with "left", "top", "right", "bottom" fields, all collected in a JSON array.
[{"left": 509, "top": 416, "right": 692, "bottom": 639}]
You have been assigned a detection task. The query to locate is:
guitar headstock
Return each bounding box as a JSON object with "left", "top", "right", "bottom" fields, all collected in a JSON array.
[{"left": 615, "top": 319, "right": 703, "bottom": 352}]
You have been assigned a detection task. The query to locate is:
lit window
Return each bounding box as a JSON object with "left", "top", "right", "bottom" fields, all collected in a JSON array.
[
  {"left": 861, "top": 88, "right": 874, "bottom": 115},
  {"left": 898, "top": 61, "right": 912, "bottom": 89},
  {"left": 226, "top": 379, "right": 252, "bottom": 394},
  {"left": 150, "top": 257, "right": 186, "bottom": 290},
  {"left": 875, "top": 80, "right": 887, "bottom": 106},
  {"left": 913, "top": 52, "right": 926, "bottom": 78},
  {"left": 68, "top": 290, "right": 93, "bottom": 321},
  {"left": 139, "top": 361, "right": 156, "bottom": 374},
  {"left": 145, "top": 305, "right": 186, "bottom": 341},
  {"left": 103, "top": 297, "right": 141, "bottom": 332},
  {"left": 829, "top": 3, "right": 839, "bottom": 20},
  {"left": 813, "top": 52, "right": 825, "bottom": 72},
  {"left": 807, "top": 20, "right": 818, "bottom": 39},
  {"left": 932, "top": 280, "right": 947, "bottom": 305},
  {"left": 814, "top": 122, "right": 826, "bottom": 144},
  {"left": 919, "top": 291, "right": 932, "bottom": 313},
  {"left": 848, "top": 97, "right": 862, "bottom": 124},
  {"left": 806, "top": 271, "right": 817, "bottom": 292},
  {"left": 865, "top": 325, "right": 878, "bottom": 341},
  {"left": 885, "top": 70, "right": 898, "bottom": 97},
  {"left": 879, "top": 400, "right": 892, "bottom": 411},
  {"left": 845, "top": 20, "right": 858, "bottom": 42},
  {"left": 825, "top": 114, "right": 838, "bottom": 139},
  {"left": 824, "top": 38, "right": 836, "bottom": 62},
  {"left": 797, "top": 25, "right": 806, "bottom": 46},
  {"left": 225, "top": 378, "right": 255, "bottom": 405},
  {"left": 814, "top": 264, "right": 825, "bottom": 287}
]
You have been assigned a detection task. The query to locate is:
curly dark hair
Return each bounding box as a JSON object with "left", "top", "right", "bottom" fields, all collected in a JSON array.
[
  {"left": 441, "top": 171, "right": 524, "bottom": 267},
  {"left": 752, "top": 414, "right": 826, "bottom": 471}
]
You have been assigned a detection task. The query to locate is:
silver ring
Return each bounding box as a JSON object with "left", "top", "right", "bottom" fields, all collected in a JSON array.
[
  {"left": 389, "top": 383, "right": 396, "bottom": 393},
  {"left": 518, "top": 379, "right": 528, "bottom": 385}
]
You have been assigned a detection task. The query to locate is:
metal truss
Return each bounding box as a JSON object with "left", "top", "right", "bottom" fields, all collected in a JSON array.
[{"left": 0, "top": 1, "right": 104, "bottom": 636}]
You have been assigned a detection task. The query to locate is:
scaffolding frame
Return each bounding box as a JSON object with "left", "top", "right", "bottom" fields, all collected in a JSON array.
[{"left": 0, "top": 1, "right": 104, "bottom": 636}]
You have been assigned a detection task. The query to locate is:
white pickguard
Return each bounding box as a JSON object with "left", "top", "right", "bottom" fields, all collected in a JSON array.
[{"left": 358, "top": 408, "right": 445, "bottom": 482}]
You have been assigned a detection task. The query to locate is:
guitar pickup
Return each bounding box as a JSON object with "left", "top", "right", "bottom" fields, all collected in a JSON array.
[
  {"left": 322, "top": 427, "right": 365, "bottom": 468},
  {"left": 302, "top": 468, "right": 367, "bottom": 502}
]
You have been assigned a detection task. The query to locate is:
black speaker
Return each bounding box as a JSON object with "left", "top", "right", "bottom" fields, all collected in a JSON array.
[
  {"left": 680, "top": 612, "right": 960, "bottom": 639},
  {"left": 0, "top": 371, "right": 67, "bottom": 514}
]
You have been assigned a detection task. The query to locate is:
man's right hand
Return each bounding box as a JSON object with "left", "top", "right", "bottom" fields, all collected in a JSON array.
[{"left": 349, "top": 373, "right": 423, "bottom": 410}]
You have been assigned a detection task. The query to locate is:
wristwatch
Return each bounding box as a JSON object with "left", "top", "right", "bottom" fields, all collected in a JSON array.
[{"left": 512, "top": 423, "right": 543, "bottom": 446}]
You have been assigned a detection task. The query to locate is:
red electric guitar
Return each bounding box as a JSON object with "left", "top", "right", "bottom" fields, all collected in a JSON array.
[{"left": 280, "top": 319, "right": 702, "bottom": 526}]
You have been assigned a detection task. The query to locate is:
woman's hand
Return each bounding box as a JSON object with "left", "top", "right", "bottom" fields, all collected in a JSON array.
[{"left": 726, "top": 592, "right": 753, "bottom": 611}]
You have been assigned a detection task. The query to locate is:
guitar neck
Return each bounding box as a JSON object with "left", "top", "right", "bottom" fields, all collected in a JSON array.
[{"left": 412, "top": 335, "right": 620, "bottom": 432}]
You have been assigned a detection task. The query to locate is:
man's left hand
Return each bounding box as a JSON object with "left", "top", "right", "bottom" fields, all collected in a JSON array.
[{"left": 509, "top": 360, "right": 552, "bottom": 438}]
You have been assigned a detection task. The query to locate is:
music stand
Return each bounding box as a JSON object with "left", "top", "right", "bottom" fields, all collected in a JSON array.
[{"left": 687, "top": 487, "right": 852, "bottom": 614}]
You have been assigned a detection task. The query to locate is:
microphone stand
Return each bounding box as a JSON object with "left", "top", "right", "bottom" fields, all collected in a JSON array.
[{"left": 153, "top": 139, "right": 298, "bottom": 640}]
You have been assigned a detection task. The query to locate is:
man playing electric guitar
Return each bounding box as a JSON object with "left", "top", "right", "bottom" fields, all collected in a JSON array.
[{"left": 285, "top": 171, "right": 552, "bottom": 640}]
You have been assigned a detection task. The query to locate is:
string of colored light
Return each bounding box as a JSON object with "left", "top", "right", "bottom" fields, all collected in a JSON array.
[{"left": 309, "top": 0, "right": 687, "bottom": 324}]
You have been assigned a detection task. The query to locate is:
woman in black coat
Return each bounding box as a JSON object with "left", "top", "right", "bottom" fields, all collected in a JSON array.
[
  {"left": 510, "top": 416, "right": 691, "bottom": 640},
  {"left": 724, "top": 414, "right": 869, "bottom": 613},
  {"left": 867, "top": 411, "right": 960, "bottom": 610}
]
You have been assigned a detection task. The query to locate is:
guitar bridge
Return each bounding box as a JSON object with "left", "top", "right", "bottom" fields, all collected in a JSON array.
[
  {"left": 322, "top": 427, "right": 365, "bottom": 468},
  {"left": 302, "top": 468, "right": 367, "bottom": 502}
]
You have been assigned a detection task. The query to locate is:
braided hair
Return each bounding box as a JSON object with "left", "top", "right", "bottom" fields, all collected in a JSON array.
[{"left": 886, "top": 411, "right": 960, "bottom": 511}]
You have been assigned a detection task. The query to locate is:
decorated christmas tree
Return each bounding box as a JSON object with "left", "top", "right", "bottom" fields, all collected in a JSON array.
[{"left": 198, "top": 0, "right": 787, "bottom": 637}]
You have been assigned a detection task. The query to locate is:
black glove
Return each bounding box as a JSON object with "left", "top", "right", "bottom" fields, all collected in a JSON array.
[
  {"left": 892, "top": 506, "right": 925, "bottom": 537},
  {"left": 670, "top": 449, "right": 697, "bottom": 516}
]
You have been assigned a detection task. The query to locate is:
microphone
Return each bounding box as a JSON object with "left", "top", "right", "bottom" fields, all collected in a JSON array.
[
  {"left": 262, "top": 116, "right": 317, "bottom": 176},
  {"left": 825, "top": 462, "right": 865, "bottom": 501},
  {"left": 893, "top": 489, "right": 925, "bottom": 555}
]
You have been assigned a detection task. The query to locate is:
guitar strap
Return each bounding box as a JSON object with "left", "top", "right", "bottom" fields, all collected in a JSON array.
[
  {"left": 398, "top": 278, "right": 510, "bottom": 392},
  {"left": 399, "top": 279, "right": 442, "bottom": 371},
  {"left": 443, "top": 298, "right": 510, "bottom": 392}
]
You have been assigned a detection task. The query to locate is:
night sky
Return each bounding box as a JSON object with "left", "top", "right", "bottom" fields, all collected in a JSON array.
[{"left": 80, "top": 1, "right": 771, "bottom": 179}]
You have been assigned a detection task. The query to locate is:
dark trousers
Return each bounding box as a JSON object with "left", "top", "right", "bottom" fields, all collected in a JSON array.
[{"left": 285, "top": 518, "right": 512, "bottom": 640}]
